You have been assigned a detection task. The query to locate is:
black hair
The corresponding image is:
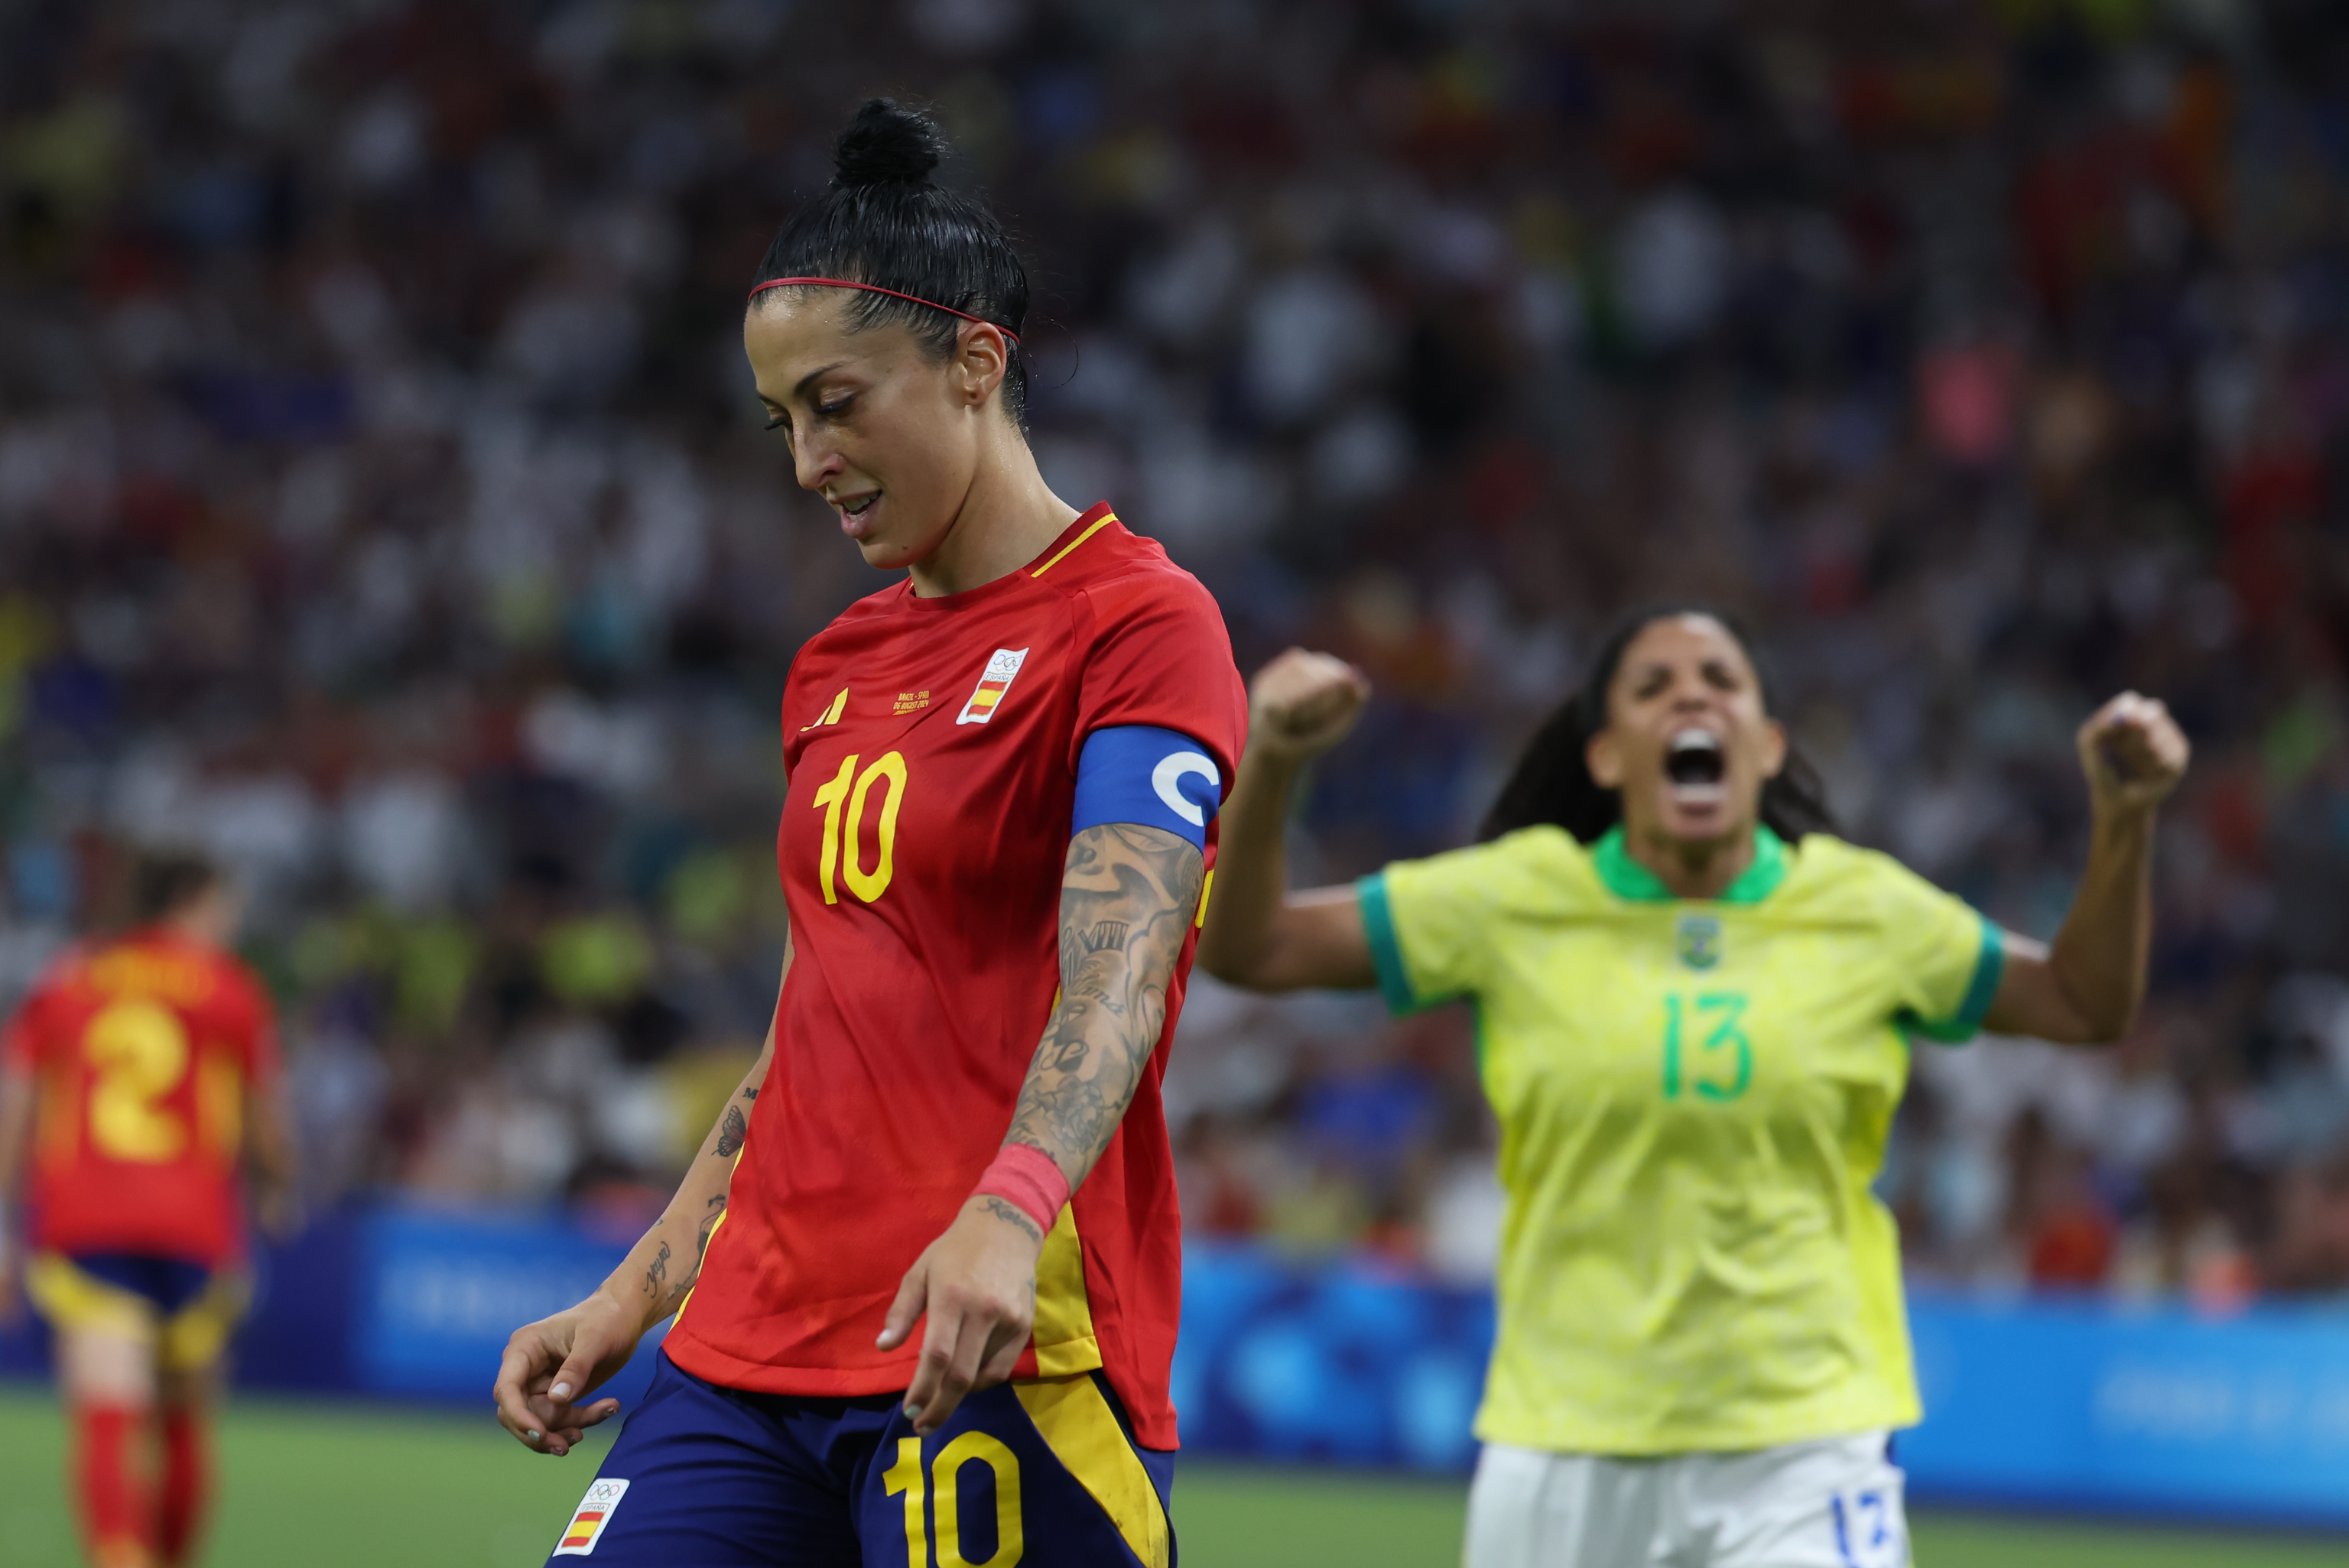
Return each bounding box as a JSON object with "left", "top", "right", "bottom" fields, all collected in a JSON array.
[
  {"left": 1477, "top": 604, "right": 1837, "bottom": 845},
  {"left": 132, "top": 846, "right": 220, "bottom": 924},
  {"left": 751, "top": 99, "right": 1032, "bottom": 429}
]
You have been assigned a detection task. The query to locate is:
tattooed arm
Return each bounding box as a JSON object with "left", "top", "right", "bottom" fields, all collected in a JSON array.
[
  {"left": 879, "top": 823, "right": 1205, "bottom": 1434},
  {"left": 1005, "top": 825, "right": 1207, "bottom": 1185},
  {"left": 492, "top": 936, "right": 786, "bottom": 1456}
]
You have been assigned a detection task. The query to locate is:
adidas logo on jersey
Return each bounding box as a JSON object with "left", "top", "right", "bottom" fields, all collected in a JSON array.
[{"left": 801, "top": 688, "right": 848, "bottom": 731}]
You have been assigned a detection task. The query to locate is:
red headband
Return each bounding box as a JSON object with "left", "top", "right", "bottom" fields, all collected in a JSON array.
[{"left": 746, "top": 276, "right": 1021, "bottom": 345}]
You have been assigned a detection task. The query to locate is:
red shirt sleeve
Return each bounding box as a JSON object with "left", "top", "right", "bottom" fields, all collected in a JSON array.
[{"left": 1067, "top": 576, "right": 1249, "bottom": 789}]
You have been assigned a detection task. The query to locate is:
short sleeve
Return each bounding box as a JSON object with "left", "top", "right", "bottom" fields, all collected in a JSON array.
[
  {"left": 1069, "top": 579, "right": 1248, "bottom": 796},
  {"left": 1360, "top": 841, "right": 1514, "bottom": 1017},
  {"left": 1874, "top": 858, "right": 2004, "bottom": 1044}
]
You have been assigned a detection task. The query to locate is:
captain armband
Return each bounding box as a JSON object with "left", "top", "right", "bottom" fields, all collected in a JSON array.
[{"left": 1070, "top": 726, "right": 1222, "bottom": 852}]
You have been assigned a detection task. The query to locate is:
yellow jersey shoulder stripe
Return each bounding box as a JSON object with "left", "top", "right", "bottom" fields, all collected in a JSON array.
[{"left": 1031, "top": 511, "right": 1119, "bottom": 578}]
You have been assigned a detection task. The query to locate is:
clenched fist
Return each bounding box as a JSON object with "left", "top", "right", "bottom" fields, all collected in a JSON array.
[
  {"left": 2078, "top": 691, "right": 2189, "bottom": 815},
  {"left": 1249, "top": 649, "right": 1372, "bottom": 764}
]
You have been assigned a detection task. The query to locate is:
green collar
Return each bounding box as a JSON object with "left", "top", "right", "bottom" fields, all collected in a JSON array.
[{"left": 1591, "top": 824, "right": 1790, "bottom": 905}]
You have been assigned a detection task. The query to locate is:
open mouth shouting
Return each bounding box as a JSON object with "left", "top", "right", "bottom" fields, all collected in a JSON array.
[{"left": 1664, "top": 728, "right": 1727, "bottom": 806}]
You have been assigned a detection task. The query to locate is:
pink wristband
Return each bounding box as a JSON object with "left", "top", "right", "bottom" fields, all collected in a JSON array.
[{"left": 973, "top": 1144, "right": 1069, "bottom": 1235}]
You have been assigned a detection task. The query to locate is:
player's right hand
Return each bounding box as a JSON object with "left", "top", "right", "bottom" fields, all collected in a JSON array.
[
  {"left": 1249, "top": 648, "right": 1371, "bottom": 763},
  {"left": 493, "top": 1290, "right": 638, "bottom": 1457},
  {"left": 878, "top": 1195, "right": 1044, "bottom": 1437}
]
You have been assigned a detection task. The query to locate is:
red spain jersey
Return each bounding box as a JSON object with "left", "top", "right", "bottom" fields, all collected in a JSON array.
[
  {"left": 664, "top": 505, "right": 1246, "bottom": 1449},
  {"left": 2, "top": 929, "right": 281, "bottom": 1269}
]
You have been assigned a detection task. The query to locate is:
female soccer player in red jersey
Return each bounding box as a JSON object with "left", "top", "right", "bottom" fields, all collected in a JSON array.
[
  {"left": 494, "top": 101, "right": 1246, "bottom": 1567},
  {"left": 0, "top": 849, "right": 297, "bottom": 1568}
]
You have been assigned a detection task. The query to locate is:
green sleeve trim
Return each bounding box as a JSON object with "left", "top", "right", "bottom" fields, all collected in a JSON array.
[
  {"left": 1906, "top": 915, "right": 2006, "bottom": 1044},
  {"left": 1356, "top": 872, "right": 1423, "bottom": 1018}
]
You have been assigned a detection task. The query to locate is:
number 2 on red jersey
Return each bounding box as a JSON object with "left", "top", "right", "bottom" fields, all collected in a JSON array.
[{"left": 83, "top": 998, "right": 193, "bottom": 1162}]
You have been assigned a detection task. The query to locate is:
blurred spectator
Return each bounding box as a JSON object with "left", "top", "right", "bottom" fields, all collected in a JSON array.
[{"left": 2, "top": 0, "right": 2349, "bottom": 1303}]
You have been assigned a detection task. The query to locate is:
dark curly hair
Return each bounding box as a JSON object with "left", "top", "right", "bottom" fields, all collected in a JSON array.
[{"left": 1478, "top": 604, "right": 1837, "bottom": 845}]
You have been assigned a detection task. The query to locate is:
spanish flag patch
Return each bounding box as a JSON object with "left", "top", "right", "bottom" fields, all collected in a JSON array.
[
  {"left": 553, "top": 1477, "right": 629, "bottom": 1556},
  {"left": 956, "top": 648, "right": 1030, "bottom": 726}
]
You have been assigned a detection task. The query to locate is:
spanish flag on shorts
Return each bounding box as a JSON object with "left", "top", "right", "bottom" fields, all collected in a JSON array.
[{"left": 554, "top": 1478, "right": 629, "bottom": 1556}]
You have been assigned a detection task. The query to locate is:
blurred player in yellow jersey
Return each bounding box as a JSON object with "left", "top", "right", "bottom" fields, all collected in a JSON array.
[
  {"left": 1200, "top": 608, "right": 2188, "bottom": 1568},
  {"left": 0, "top": 850, "right": 297, "bottom": 1568}
]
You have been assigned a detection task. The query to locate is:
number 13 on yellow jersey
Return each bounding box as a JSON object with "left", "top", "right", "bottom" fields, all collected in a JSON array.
[{"left": 1662, "top": 992, "right": 1751, "bottom": 1102}]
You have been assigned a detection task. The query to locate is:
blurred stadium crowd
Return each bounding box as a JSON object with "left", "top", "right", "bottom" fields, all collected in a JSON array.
[{"left": 3, "top": 0, "right": 2349, "bottom": 1302}]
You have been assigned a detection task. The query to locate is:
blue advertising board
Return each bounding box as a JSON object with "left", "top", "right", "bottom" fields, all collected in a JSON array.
[
  {"left": 8, "top": 1207, "right": 2349, "bottom": 1532},
  {"left": 1903, "top": 1295, "right": 2349, "bottom": 1526},
  {"left": 351, "top": 1206, "right": 670, "bottom": 1408},
  {"left": 1173, "top": 1242, "right": 1493, "bottom": 1472}
]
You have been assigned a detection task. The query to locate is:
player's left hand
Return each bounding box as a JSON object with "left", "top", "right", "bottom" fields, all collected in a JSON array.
[
  {"left": 878, "top": 1196, "right": 1044, "bottom": 1437},
  {"left": 2078, "top": 691, "right": 2190, "bottom": 816}
]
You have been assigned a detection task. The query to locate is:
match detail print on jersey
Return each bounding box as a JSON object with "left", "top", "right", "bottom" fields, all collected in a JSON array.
[
  {"left": 957, "top": 648, "right": 1031, "bottom": 725},
  {"left": 554, "top": 1477, "right": 629, "bottom": 1556},
  {"left": 1071, "top": 725, "right": 1223, "bottom": 851}
]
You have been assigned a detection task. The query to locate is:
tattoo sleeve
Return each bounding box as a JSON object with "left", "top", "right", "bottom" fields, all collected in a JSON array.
[{"left": 1003, "top": 823, "right": 1206, "bottom": 1190}]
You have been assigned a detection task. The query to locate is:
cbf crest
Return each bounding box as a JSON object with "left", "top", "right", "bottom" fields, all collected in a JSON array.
[{"left": 1676, "top": 914, "right": 1723, "bottom": 970}]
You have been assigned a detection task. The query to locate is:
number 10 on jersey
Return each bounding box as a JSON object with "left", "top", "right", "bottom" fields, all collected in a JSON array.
[{"left": 811, "top": 752, "right": 908, "bottom": 905}]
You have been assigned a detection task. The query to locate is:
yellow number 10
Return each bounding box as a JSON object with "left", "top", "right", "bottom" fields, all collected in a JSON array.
[
  {"left": 882, "top": 1433, "right": 1024, "bottom": 1568},
  {"left": 811, "top": 751, "right": 908, "bottom": 905}
]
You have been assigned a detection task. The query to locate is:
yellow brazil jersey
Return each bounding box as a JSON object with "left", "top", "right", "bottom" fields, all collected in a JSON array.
[{"left": 1359, "top": 823, "right": 2000, "bottom": 1456}]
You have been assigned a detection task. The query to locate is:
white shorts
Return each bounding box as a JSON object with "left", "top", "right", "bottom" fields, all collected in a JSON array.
[{"left": 1464, "top": 1430, "right": 1907, "bottom": 1568}]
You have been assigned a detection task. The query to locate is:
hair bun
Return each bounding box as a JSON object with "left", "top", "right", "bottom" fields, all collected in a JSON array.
[{"left": 833, "top": 99, "right": 944, "bottom": 188}]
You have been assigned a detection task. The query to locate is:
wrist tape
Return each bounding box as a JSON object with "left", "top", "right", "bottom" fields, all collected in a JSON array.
[{"left": 972, "top": 1144, "right": 1070, "bottom": 1235}]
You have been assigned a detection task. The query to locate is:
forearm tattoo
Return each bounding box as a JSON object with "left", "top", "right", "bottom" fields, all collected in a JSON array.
[
  {"left": 1004, "top": 823, "right": 1204, "bottom": 1188},
  {"left": 977, "top": 1195, "right": 1045, "bottom": 1245},
  {"left": 645, "top": 1094, "right": 752, "bottom": 1320},
  {"left": 643, "top": 1239, "right": 674, "bottom": 1310},
  {"left": 697, "top": 1194, "right": 726, "bottom": 1260}
]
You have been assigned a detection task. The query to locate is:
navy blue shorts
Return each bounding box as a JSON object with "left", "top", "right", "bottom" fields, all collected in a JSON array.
[
  {"left": 545, "top": 1350, "right": 1176, "bottom": 1566},
  {"left": 67, "top": 1252, "right": 214, "bottom": 1314}
]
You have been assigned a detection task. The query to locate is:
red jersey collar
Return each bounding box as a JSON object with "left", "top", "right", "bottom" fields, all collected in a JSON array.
[{"left": 896, "top": 502, "right": 1119, "bottom": 613}]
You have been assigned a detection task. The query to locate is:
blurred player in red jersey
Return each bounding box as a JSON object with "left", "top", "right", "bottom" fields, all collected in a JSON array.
[
  {"left": 0, "top": 849, "right": 297, "bottom": 1568},
  {"left": 494, "top": 100, "right": 1246, "bottom": 1567}
]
